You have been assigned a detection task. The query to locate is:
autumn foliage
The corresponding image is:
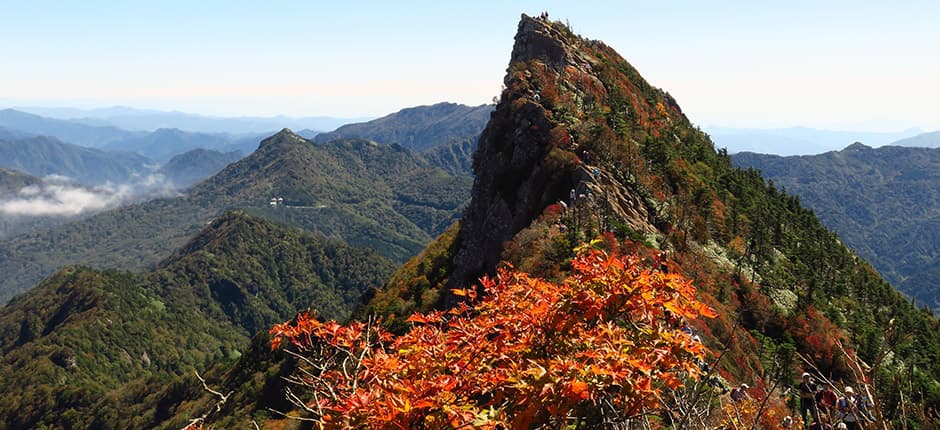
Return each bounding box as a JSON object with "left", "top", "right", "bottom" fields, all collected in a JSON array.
[{"left": 270, "top": 249, "right": 716, "bottom": 428}]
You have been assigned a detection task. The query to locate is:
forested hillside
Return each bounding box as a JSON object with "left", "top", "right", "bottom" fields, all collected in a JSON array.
[
  {"left": 0, "top": 211, "right": 394, "bottom": 428},
  {"left": 733, "top": 143, "right": 940, "bottom": 311}
]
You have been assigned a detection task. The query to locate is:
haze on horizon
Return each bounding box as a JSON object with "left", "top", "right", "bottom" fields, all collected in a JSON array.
[{"left": 2, "top": 1, "right": 938, "bottom": 132}]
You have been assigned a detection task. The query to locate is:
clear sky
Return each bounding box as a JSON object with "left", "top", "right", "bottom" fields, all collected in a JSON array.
[{"left": 1, "top": 1, "right": 938, "bottom": 131}]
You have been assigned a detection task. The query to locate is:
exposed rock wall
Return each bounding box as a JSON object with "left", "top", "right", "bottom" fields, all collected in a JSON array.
[{"left": 447, "top": 14, "right": 660, "bottom": 295}]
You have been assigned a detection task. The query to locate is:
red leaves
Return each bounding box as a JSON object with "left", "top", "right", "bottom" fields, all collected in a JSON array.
[{"left": 270, "top": 249, "right": 715, "bottom": 428}]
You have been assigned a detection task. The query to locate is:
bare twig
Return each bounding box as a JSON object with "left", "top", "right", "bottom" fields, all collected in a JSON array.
[{"left": 181, "top": 370, "right": 234, "bottom": 430}]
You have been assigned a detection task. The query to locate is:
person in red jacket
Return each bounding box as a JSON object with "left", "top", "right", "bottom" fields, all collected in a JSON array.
[{"left": 816, "top": 384, "right": 838, "bottom": 420}]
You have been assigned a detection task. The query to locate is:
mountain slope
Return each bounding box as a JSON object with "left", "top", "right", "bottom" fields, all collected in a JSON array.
[
  {"left": 157, "top": 148, "right": 243, "bottom": 188},
  {"left": 732, "top": 143, "right": 940, "bottom": 310},
  {"left": 0, "top": 211, "right": 394, "bottom": 429},
  {"left": 0, "top": 167, "right": 41, "bottom": 193},
  {"left": 0, "top": 135, "right": 153, "bottom": 185},
  {"left": 0, "top": 129, "right": 469, "bottom": 304},
  {"left": 362, "top": 13, "right": 940, "bottom": 426},
  {"left": 0, "top": 126, "right": 32, "bottom": 140}
]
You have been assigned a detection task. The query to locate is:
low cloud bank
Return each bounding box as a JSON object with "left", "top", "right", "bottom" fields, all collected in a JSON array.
[{"left": 0, "top": 174, "right": 181, "bottom": 217}]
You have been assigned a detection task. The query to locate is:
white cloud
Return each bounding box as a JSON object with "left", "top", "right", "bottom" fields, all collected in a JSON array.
[{"left": 0, "top": 175, "right": 181, "bottom": 217}]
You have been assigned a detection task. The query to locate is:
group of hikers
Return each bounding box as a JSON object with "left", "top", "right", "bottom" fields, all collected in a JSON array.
[
  {"left": 796, "top": 372, "right": 874, "bottom": 429},
  {"left": 786, "top": 372, "right": 875, "bottom": 429},
  {"left": 723, "top": 371, "right": 875, "bottom": 429}
]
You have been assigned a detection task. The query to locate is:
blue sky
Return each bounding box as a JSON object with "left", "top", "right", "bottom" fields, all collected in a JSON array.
[{"left": 1, "top": 1, "right": 938, "bottom": 131}]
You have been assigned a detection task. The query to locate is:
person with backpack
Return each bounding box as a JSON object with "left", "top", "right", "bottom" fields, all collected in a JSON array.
[{"left": 837, "top": 386, "right": 864, "bottom": 430}]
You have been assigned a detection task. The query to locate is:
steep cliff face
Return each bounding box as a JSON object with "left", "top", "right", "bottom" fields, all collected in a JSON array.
[{"left": 448, "top": 14, "right": 674, "bottom": 294}]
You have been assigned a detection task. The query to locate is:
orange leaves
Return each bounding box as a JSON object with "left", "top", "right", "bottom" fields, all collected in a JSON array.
[
  {"left": 695, "top": 301, "right": 719, "bottom": 319},
  {"left": 567, "top": 379, "right": 590, "bottom": 401},
  {"left": 270, "top": 249, "right": 715, "bottom": 428}
]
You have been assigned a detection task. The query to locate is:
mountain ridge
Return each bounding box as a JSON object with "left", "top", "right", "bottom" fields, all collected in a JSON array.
[{"left": 313, "top": 102, "right": 491, "bottom": 153}]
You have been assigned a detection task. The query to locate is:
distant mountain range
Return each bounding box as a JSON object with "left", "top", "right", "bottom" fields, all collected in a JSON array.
[
  {"left": 12, "top": 105, "right": 369, "bottom": 134},
  {"left": 7, "top": 105, "right": 939, "bottom": 160},
  {"left": 0, "top": 109, "right": 264, "bottom": 162},
  {"left": 733, "top": 143, "right": 940, "bottom": 310},
  {"left": 706, "top": 125, "right": 927, "bottom": 155},
  {"left": 100, "top": 128, "right": 261, "bottom": 162},
  {"left": 0, "top": 138, "right": 242, "bottom": 238},
  {"left": 0, "top": 108, "right": 138, "bottom": 148}
]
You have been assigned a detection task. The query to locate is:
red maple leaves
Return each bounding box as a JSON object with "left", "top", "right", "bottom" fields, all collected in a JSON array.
[{"left": 270, "top": 249, "right": 715, "bottom": 428}]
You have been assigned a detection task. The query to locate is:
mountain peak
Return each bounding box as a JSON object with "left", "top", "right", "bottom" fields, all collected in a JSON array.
[
  {"left": 844, "top": 141, "right": 871, "bottom": 151},
  {"left": 257, "top": 127, "right": 306, "bottom": 150},
  {"left": 512, "top": 13, "right": 576, "bottom": 69},
  {"left": 446, "top": 14, "right": 677, "bottom": 294}
]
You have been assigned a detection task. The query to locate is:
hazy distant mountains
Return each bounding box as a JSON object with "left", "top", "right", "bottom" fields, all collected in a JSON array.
[
  {"left": 99, "top": 128, "right": 261, "bottom": 162},
  {"left": 0, "top": 108, "right": 255, "bottom": 219},
  {"left": 14, "top": 105, "right": 368, "bottom": 134},
  {"left": 890, "top": 130, "right": 940, "bottom": 149},
  {"left": 0, "top": 109, "right": 260, "bottom": 162},
  {"left": 733, "top": 143, "right": 940, "bottom": 310},
  {"left": 0, "top": 108, "right": 137, "bottom": 148},
  {"left": 706, "top": 125, "right": 926, "bottom": 155}
]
